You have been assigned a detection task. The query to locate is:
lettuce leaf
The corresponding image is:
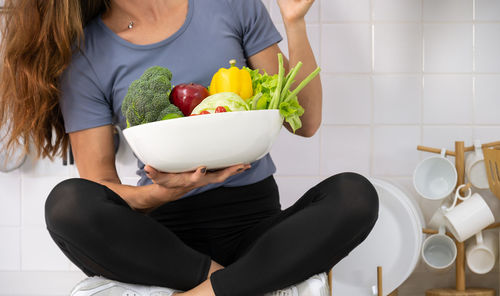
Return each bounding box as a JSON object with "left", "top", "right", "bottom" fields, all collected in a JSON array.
[
  {"left": 191, "top": 92, "right": 249, "bottom": 114},
  {"left": 279, "top": 95, "right": 304, "bottom": 132}
]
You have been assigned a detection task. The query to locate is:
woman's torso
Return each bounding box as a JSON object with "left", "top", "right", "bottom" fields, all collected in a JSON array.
[{"left": 59, "top": 0, "right": 282, "bottom": 198}]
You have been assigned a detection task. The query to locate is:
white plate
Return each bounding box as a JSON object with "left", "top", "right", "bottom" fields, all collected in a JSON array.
[{"left": 332, "top": 178, "right": 423, "bottom": 296}]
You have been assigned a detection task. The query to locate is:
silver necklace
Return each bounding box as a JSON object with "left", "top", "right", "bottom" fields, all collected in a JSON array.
[{"left": 127, "top": 14, "right": 135, "bottom": 29}]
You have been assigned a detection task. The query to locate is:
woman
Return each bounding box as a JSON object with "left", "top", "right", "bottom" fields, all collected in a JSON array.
[{"left": 0, "top": 0, "right": 379, "bottom": 295}]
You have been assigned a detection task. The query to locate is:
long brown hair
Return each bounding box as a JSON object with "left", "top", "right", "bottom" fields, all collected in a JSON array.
[{"left": 0, "top": 0, "right": 109, "bottom": 161}]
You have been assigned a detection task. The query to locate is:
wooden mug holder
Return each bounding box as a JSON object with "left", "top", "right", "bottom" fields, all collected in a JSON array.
[
  {"left": 328, "top": 141, "right": 500, "bottom": 296},
  {"left": 417, "top": 141, "right": 500, "bottom": 296}
]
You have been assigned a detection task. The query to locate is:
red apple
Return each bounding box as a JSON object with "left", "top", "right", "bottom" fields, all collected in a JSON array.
[{"left": 169, "top": 83, "right": 209, "bottom": 116}]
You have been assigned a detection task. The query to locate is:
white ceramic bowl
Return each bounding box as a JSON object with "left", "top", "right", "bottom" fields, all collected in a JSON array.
[{"left": 122, "top": 109, "right": 283, "bottom": 173}]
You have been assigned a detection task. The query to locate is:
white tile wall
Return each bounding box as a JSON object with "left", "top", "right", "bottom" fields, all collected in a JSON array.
[
  {"left": 374, "top": 24, "right": 422, "bottom": 73},
  {"left": 424, "top": 24, "right": 473, "bottom": 72},
  {"left": 321, "top": 0, "right": 371, "bottom": 22},
  {"left": 423, "top": 0, "right": 473, "bottom": 21},
  {"left": 474, "top": 126, "right": 500, "bottom": 143},
  {"left": 372, "top": 0, "right": 422, "bottom": 21},
  {"left": 476, "top": 0, "right": 500, "bottom": 21},
  {"left": 321, "top": 24, "right": 372, "bottom": 73},
  {"left": 373, "top": 75, "right": 422, "bottom": 124},
  {"left": 21, "top": 227, "right": 70, "bottom": 271},
  {"left": 423, "top": 75, "right": 473, "bottom": 124},
  {"left": 0, "top": 227, "right": 20, "bottom": 270},
  {"left": 321, "top": 75, "right": 372, "bottom": 124},
  {"left": 474, "top": 75, "right": 500, "bottom": 124},
  {"left": 320, "top": 126, "right": 371, "bottom": 176},
  {"left": 271, "top": 128, "right": 320, "bottom": 176},
  {"left": 372, "top": 125, "right": 421, "bottom": 176},
  {"left": 21, "top": 177, "right": 66, "bottom": 226},
  {"left": 422, "top": 126, "right": 474, "bottom": 151},
  {"left": 475, "top": 24, "right": 500, "bottom": 73},
  {"left": 0, "top": 176, "right": 21, "bottom": 226},
  {"left": 1, "top": 0, "right": 500, "bottom": 295},
  {"left": 0, "top": 271, "right": 86, "bottom": 296}
]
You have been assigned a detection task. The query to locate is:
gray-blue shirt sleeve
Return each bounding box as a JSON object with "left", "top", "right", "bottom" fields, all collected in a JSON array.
[
  {"left": 59, "top": 51, "right": 112, "bottom": 133},
  {"left": 226, "top": 0, "right": 282, "bottom": 57}
]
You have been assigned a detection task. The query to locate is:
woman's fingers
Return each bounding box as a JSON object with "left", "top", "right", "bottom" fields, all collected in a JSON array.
[
  {"left": 144, "top": 165, "right": 158, "bottom": 179},
  {"left": 145, "top": 164, "right": 251, "bottom": 188},
  {"left": 188, "top": 166, "right": 207, "bottom": 184},
  {"left": 205, "top": 164, "right": 251, "bottom": 184}
]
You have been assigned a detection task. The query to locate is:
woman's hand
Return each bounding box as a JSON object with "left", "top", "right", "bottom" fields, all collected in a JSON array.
[
  {"left": 277, "top": 0, "right": 315, "bottom": 24},
  {"left": 144, "top": 164, "right": 251, "bottom": 202}
]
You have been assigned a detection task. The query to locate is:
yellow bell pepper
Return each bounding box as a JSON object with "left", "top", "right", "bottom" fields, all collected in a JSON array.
[{"left": 209, "top": 59, "right": 253, "bottom": 101}]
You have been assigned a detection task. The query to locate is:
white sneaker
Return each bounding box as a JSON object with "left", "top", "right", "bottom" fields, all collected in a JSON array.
[
  {"left": 70, "top": 276, "right": 181, "bottom": 296},
  {"left": 296, "top": 273, "right": 330, "bottom": 296},
  {"left": 265, "top": 272, "right": 330, "bottom": 296},
  {"left": 265, "top": 286, "right": 299, "bottom": 296}
]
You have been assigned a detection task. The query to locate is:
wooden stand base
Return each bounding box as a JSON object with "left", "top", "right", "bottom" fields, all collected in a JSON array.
[{"left": 426, "top": 288, "right": 495, "bottom": 296}]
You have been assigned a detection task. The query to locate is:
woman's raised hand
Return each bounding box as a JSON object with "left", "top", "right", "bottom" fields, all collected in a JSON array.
[{"left": 277, "top": 0, "right": 315, "bottom": 24}]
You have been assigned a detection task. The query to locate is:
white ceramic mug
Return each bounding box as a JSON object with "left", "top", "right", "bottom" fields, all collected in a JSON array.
[
  {"left": 422, "top": 225, "right": 457, "bottom": 271},
  {"left": 466, "top": 140, "right": 489, "bottom": 189},
  {"left": 444, "top": 188, "right": 495, "bottom": 242},
  {"left": 466, "top": 231, "right": 498, "bottom": 274},
  {"left": 414, "top": 148, "right": 457, "bottom": 200}
]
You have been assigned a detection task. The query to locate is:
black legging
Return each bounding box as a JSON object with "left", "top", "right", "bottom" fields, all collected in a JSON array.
[{"left": 44, "top": 172, "right": 378, "bottom": 296}]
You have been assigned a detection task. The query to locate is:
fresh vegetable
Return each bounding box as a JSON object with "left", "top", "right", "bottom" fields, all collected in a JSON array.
[
  {"left": 170, "top": 83, "right": 210, "bottom": 116},
  {"left": 215, "top": 106, "right": 227, "bottom": 113},
  {"left": 161, "top": 112, "right": 183, "bottom": 120},
  {"left": 209, "top": 60, "right": 253, "bottom": 101},
  {"left": 244, "top": 53, "right": 321, "bottom": 132},
  {"left": 244, "top": 69, "right": 277, "bottom": 110},
  {"left": 122, "top": 66, "right": 183, "bottom": 127},
  {"left": 191, "top": 92, "right": 250, "bottom": 114}
]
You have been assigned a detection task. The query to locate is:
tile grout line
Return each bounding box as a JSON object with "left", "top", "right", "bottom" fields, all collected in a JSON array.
[
  {"left": 19, "top": 170, "right": 23, "bottom": 272},
  {"left": 420, "top": 0, "right": 425, "bottom": 161},
  {"left": 472, "top": 0, "right": 477, "bottom": 138},
  {"left": 369, "top": 0, "right": 375, "bottom": 177}
]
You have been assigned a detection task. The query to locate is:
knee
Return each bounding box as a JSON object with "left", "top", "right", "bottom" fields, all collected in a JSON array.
[
  {"left": 320, "top": 172, "right": 379, "bottom": 230},
  {"left": 45, "top": 178, "right": 95, "bottom": 232}
]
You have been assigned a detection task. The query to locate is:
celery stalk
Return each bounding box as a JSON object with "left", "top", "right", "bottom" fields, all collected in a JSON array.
[
  {"left": 270, "top": 53, "right": 285, "bottom": 110},
  {"left": 280, "top": 62, "right": 302, "bottom": 104},
  {"left": 284, "top": 67, "right": 321, "bottom": 103}
]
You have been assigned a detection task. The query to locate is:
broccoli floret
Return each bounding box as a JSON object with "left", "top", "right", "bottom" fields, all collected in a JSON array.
[
  {"left": 122, "top": 66, "right": 181, "bottom": 127},
  {"left": 158, "top": 104, "right": 183, "bottom": 121},
  {"left": 141, "top": 65, "right": 172, "bottom": 82}
]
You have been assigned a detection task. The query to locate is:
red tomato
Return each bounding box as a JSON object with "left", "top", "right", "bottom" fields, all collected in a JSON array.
[
  {"left": 200, "top": 110, "right": 210, "bottom": 115},
  {"left": 215, "top": 106, "right": 227, "bottom": 113}
]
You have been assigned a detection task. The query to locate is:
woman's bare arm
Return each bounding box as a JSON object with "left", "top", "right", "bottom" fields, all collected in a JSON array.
[{"left": 248, "top": 1, "right": 322, "bottom": 138}]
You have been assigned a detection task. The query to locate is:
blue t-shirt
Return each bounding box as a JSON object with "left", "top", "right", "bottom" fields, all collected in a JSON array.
[{"left": 59, "top": 0, "right": 282, "bottom": 198}]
